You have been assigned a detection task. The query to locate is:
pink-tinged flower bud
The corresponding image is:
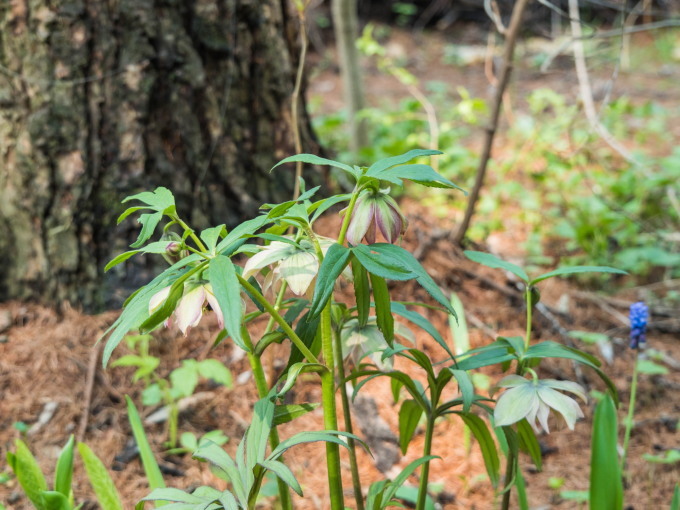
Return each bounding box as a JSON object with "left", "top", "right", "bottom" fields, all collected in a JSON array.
[
  {"left": 161, "top": 233, "right": 187, "bottom": 265},
  {"left": 346, "top": 190, "right": 408, "bottom": 245}
]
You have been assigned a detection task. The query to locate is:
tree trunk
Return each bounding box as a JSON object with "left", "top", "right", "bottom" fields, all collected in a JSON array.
[{"left": 0, "top": 0, "right": 316, "bottom": 309}]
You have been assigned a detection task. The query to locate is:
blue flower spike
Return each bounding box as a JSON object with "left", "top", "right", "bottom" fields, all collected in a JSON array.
[{"left": 629, "top": 301, "right": 648, "bottom": 350}]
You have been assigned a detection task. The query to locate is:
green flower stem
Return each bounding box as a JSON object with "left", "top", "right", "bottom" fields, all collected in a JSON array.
[
  {"left": 621, "top": 353, "right": 639, "bottom": 472},
  {"left": 416, "top": 413, "right": 436, "bottom": 510},
  {"left": 333, "top": 331, "right": 365, "bottom": 510},
  {"left": 320, "top": 303, "right": 344, "bottom": 510},
  {"left": 500, "top": 445, "right": 516, "bottom": 510},
  {"left": 337, "top": 186, "right": 361, "bottom": 245},
  {"left": 173, "top": 216, "right": 208, "bottom": 253},
  {"left": 524, "top": 287, "right": 533, "bottom": 352},
  {"left": 242, "top": 328, "right": 292, "bottom": 510},
  {"left": 237, "top": 275, "right": 320, "bottom": 365}
]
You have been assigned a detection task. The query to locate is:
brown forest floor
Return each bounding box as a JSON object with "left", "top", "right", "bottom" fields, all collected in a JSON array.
[{"left": 2, "top": 24, "right": 680, "bottom": 510}]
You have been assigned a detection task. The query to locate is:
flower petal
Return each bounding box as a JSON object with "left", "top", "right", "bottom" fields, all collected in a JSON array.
[
  {"left": 494, "top": 383, "right": 538, "bottom": 427},
  {"left": 204, "top": 285, "right": 225, "bottom": 330},
  {"left": 279, "top": 251, "right": 318, "bottom": 295},
  {"left": 175, "top": 285, "right": 206, "bottom": 335},
  {"left": 149, "top": 286, "right": 172, "bottom": 315},
  {"left": 242, "top": 242, "right": 295, "bottom": 280},
  {"left": 345, "top": 195, "right": 373, "bottom": 246},
  {"left": 537, "top": 386, "right": 584, "bottom": 431}
]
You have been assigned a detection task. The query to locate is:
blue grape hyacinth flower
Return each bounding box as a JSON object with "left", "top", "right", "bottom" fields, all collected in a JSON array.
[{"left": 629, "top": 301, "right": 648, "bottom": 349}]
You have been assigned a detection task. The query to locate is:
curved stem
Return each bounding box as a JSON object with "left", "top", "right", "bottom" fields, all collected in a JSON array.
[
  {"left": 416, "top": 413, "right": 436, "bottom": 510},
  {"left": 237, "top": 274, "right": 320, "bottom": 365},
  {"left": 174, "top": 216, "right": 208, "bottom": 253},
  {"left": 337, "top": 187, "right": 361, "bottom": 245}
]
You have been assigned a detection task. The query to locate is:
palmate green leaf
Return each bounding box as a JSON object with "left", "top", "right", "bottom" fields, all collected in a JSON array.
[
  {"left": 170, "top": 360, "right": 200, "bottom": 398},
  {"left": 352, "top": 260, "right": 371, "bottom": 327},
  {"left": 77, "top": 443, "right": 123, "bottom": 510},
  {"left": 200, "top": 225, "right": 226, "bottom": 253},
  {"left": 272, "top": 153, "right": 361, "bottom": 180},
  {"left": 463, "top": 251, "right": 529, "bottom": 283},
  {"left": 453, "top": 413, "right": 500, "bottom": 488},
  {"left": 272, "top": 403, "right": 320, "bottom": 426},
  {"left": 193, "top": 442, "right": 246, "bottom": 505},
  {"left": 131, "top": 212, "right": 163, "bottom": 249},
  {"left": 365, "top": 149, "right": 443, "bottom": 177},
  {"left": 530, "top": 265, "right": 627, "bottom": 285},
  {"left": 258, "top": 460, "right": 303, "bottom": 496},
  {"left": 268, "top": 431, "right": 365, "bottom": 460},
  {"left": 197, "top": 359, "right": 233, "bottom": 387},
  {"left": 209, "top": 255, "right": 245, "bottom": 350},
  {"left": 380, "top": 164, "right": 466, "bottom": 191},
  {"left": 369, "top": 273, "right": 394, "bottom": 344},
  {"left": 368, "top": 244, "right": 456, "bottom": 318},
  {"left": 390, "top": 302, "right": 453, "bottom": 359},
  {"left": 7, "top": 440, "right": 48, "bottom": 509},
  {"left": 351, "top": 244, "right": 414, "bottom": 281},
  {"left": 123, "top": 187, "right": 176, "bottom": 213},
  {"left": 125, "top": 396, "right": 166, "bottom": 494},
  {"left": 590, "top": 394, "right": 623, "bottom": 510},
  {"left": 309, "top": 243, "right": 351, "bottom": 318},
  {"left": 398, "top": 400, "right": 423, "bottom": 454},
  {"left": 54, "top": 435, "right": 75, "bottom": 498}
]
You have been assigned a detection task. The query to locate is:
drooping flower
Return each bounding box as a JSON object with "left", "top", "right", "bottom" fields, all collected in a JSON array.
[
  {"left": 340, "top": 318, "right": 414, "bottom": 371},
  {"left": 149, "top": 282, "right": 224, "bottom": 336},
  {"left": 493, "top": 375, "right": 587, "bottom": 433},
  {"left": 345, "top": 189, "right": 407, "bottom": 245},
  {"left": 243, "top": 237, "right": 347, "bottom": 296},
  {"left": 629, "top": 301, "right": 648, "bottom": 349}
]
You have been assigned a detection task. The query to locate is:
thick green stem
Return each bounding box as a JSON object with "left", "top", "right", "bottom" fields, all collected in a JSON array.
[
  {"left": 337, "top": 187, "right": 361, "bottom": 245},
  {"left": 500, "top": 445, "right": 516, "bottom": 510},
  {"left": 524, "top": 287, "right": 533, "bottom": 351},
  {"left": 416, "top": 413, "right": 436, "bottom": 510},
  {"left": 241, "top": 329, "right": 293, "bottom": 510},
  {"left": 321, "top": 304, "right": 344, "bottom": 510},
  {"left": 237, "top": 275, "right": 320, "bottom": 365},
  {"left": 621, "top": 354, "right": 639, "bottom": 471},
  {"left": 333, "top": 331, "right": 365, "bottom": 510}
]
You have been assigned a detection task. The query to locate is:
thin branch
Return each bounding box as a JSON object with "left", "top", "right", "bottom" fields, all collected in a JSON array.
[
  {"left": 453, "top": 0, "right": 533, "bottom": 244},
  {"left": 291, "top": 10, "right": 309, "bottom": 200}
]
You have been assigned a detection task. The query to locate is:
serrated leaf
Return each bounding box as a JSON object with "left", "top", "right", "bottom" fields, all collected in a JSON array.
[
  {"left": 131, "top": 212, "right": 163, "bottom": 249},
  {"left": 77, "top": 443, "right": 123, "bottom": 510},
  {"left": 464, "top": 251, "right": 529, "bottom": 283},
  {"left": 123, "top": 187, "right": 175, "bottom": 213},
  {"left": 209, "top": 256, "right": 245, "bottom": 350},
  {"left": 531, "top": 265, "right": 627, "bottom": 285},
  {"left": 398, "top": 400, "right": 423, "bottom": 454},
  {"left": 272, "top": 154, "right": 360, "bottom": 180},
  {"left": 117, "top": 206, "right": 146, "bottom": 224},
  {"left": 200, "top": 225, "right": 225, "bottom": 253},
  {"left": 104, "top": 250, "right": 140, "bottom": 272}
]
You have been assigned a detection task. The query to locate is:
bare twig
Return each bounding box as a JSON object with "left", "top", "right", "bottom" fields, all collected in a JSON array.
[
  {"left": 77, "top": 343, "right": 101, "bottom": 441},
  {"left": 291, "top": 8, "right": 309, "bottom": 200},
  {"left": 453, "top": 0, "right": 533, "bottom": 244}
]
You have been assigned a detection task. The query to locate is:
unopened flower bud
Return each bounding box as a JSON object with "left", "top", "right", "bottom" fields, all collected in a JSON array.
[
  {"left": 161, "top": 232, "right": 187, "bottom": 265},
  {"left": 346, "top": 189, "right": 408, "bottom": 245}
]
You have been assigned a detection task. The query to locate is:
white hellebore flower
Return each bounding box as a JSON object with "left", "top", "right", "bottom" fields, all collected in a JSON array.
[
  {"left": 340, "top": 318, "right": 414, "bottom": 371},
  {"left": 149, "top": 283, "right": 224, "bottom": 336},
  {"left": 243, "top": 237, "right": 348, "bottom": 296},
  {"left": 493, "top": 375, "right": 587, "bottom": 433}
]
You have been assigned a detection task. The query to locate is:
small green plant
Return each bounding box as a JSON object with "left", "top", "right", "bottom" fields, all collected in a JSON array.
[
  {"left": 112, "top": 334, "right": 232, "bottom": 448},
  {"left": 6, "top": 435, "right": 124, "bottom": 510}
]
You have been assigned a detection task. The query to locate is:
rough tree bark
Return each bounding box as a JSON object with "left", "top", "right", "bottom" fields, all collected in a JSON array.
[{"left": 0, "top": 0, "right": 317, "bottom": 309}]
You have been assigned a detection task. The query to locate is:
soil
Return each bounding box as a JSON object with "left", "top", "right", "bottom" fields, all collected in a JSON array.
[{"left": 1, "top": 23, "right": 679, "bottom": 510}]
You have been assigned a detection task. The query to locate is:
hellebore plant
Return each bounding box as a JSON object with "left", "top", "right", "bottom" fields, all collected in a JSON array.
[{"left": 102, "top": 149, "right": 625, "bottom": 510}]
